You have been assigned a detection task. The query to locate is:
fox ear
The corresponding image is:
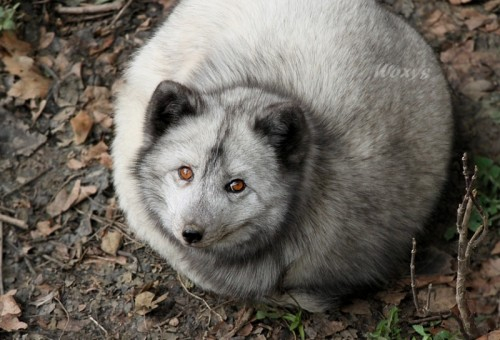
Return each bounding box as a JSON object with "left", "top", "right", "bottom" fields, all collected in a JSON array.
[
  {"left": 254, "top": 102, "right": 310, "bottom": 168},
  {"left": 144, "top": 80, "right": 199, "bottom": 141}
]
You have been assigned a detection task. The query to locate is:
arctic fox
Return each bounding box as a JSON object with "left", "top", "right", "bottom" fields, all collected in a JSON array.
[{"left": 112, "top": 0, "right": 453, "bottom": 312}]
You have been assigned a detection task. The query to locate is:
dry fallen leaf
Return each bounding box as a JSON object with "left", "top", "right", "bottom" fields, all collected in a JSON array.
[
  {"left": 0, "top": 290, "right": 28, "bottom": 332},
  {"left": 82, "top": 141, "right": 109, "bottom": 164},
  {"left": 56, "top": 318, "right": 91, "bottom": 332},
  {"left": 418, "top": 285, "right": 456, "bottom": 312},
  {"left": 481, "top": 258, "right": 500, "bottom": 278},
  {"left": 0, "top": 31, "right": 31, "bottom": 56},
  {"left": 3, "top": 55, "right": 51, "bottom": 100},
  {"left": 449, "top": 0, "right": 473, "bottom": 5},
  {"left": 491, "top": 241, "right": 500, "bottom": 255},
  {"left": 134, "top": 291, "right": 168, "bottom": 316},
  {"left": 476, "top": 329, "right": 500, "bottom": 340},
  {"left": 46, "top": 180, "right": 97, "bottom": 217},
  {"left": 375, "top": 291, "right": 407, "bottom": 305},
  {"left": 340, "top": 299, "right": 371, "bottom": 316},
  {"left": 324, "top": 320, "right": 347, "bottom": 337},
  {"left": 461, "top": 79, "right": 496, "bottom": 100},
  {"left": 101, "top": 229, "right": 123, "bottom": 256},
  {"left": 70, "top": 110, "right": 94, "bottom": 145},
  {"left": 46, "top": 187, "right": 69, "bottom": 217},
  {"left": 67, "top": 158, "right": 85, "bottom": 170},
  {"left": 36, "top": 220, "right": 62, "bottom": 237}
]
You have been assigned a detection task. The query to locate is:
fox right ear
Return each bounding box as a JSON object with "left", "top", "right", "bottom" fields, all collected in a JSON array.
[{"left": 144, "top": 80, "right": 199, "bottom": 141}]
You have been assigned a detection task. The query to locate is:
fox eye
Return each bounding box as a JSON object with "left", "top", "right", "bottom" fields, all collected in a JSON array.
[
  {"left": 178, "top": 166, "right": 194, "bottom": 181},
  {"left": 226, "top": 179, "right": 246, "bottom": 193}
]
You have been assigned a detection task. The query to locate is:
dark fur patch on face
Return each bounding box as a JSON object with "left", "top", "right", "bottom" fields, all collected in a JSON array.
[
  {"left": 144, "top": 80, "right": 200, "bottom": 144},
  {"left": 254, "top": 102, "right": 310, "bottom": 169}
]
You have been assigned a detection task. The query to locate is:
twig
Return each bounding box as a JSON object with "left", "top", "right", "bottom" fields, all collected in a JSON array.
[
  {"left": 0, "top": 214, "right": 28, "bottom": 230},
  {"left": 89, "top": 315, "right": 108, "bottom": 336},
  {"left": 0, "top": 206, "right": 15, "bottom": 214},
  {"left": 154, "top": 311, "right": 183, "bottom": 328},
  {"left": 110, "top": 0, "right": 132, "bottom": 26},
  {"left": 177, "top": 274, "right": 223, "bottom": 322},
  {"left": 55, "top": 1, "right": 123, "bottom": 14},
  {"left": 455, "top": 153, "right": 485, "bottom": 339},
  {"left": 424, "top": 283, "right": 433, "bottom": 315},
  {"left": 54, "top": 296, "right": 70, "bottom": 340},
  {"left": 410, "top": 238, "right": 420, "bottom": 314},
  {"left": 0, "top": 222, "right": 3, "bottom": 295},
  {"left": 24, "top": 257, "right": 37, "bottom": 276},
  {"left": 221, "top": 307, "right": 254, "bottom": 340},
  {"left": 467, "top": 189, "right": 488, "bottom": 252},
  {"left": 42, "top": 255, "right": 71, "bottom": 269},
  {"left": 63, "top": 12, "right": 115, "bottom": 23},
  {"left": 2, "top": 167, "right": 51, "bottom": 199},
  {"left": 408, "top": 311, "right": 452, "bottom": 324}
]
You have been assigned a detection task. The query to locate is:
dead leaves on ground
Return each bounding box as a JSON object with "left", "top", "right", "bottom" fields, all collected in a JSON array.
[
  {"left": 134, "top": 291, "right": 168, "bottom": 316},
  {"left": 0, "top": 290, "right": 28, "bottom": 332},
  {"left": 46, "top": 180, "right": 97, "bottom": 217}
]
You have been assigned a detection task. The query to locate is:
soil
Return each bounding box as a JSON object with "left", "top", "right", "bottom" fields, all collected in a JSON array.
[{"left": 0, "top": 0, "right": 499, "bottom": 339}]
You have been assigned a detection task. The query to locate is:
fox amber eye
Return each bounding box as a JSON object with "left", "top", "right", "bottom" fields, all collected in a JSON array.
[
  {"left": 227, "top": 179, "right": 246, "bottom": 193},
  {"left": 178, "top": 166, "right": 193, "bottom": 181}
]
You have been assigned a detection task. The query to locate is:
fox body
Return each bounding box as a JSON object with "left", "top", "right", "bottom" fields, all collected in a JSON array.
[{"left": 112, "top": 0, "right": 453, "bottom": 311}]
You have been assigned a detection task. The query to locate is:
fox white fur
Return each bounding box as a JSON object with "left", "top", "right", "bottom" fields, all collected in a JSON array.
[{"left": 112, "top": 0, "right": 453, "bottom": 312}]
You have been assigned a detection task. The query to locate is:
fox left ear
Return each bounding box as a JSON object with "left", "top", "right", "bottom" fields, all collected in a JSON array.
[
  {"left": 254, "top": 102, "right": 310, "bottom": 168},
  {"left": 143, "top": 80, "right": 200, "bottom": 143}
]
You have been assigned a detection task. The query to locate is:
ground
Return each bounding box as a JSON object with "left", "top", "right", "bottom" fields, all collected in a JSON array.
[{"left": 0, "top": 0, "right": 499, "bottom": 339}]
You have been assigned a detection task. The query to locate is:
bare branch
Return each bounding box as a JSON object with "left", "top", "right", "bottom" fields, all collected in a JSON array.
[
  {"left": 410, "top": 238, "right": 420, "bottom": 314},
  {"left": 55, "top": 1, "right": 124, "bottom": 15},
  {"left": 0, "top": 213, "right": 28, "bottom": 230},
  {"left": 454, "top": 153, "right": 487, "bottom": 339}
]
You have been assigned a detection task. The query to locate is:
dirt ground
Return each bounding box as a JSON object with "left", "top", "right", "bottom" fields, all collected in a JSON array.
[{"left": 0, "top": 0, "right": 499, "bottom": 339}]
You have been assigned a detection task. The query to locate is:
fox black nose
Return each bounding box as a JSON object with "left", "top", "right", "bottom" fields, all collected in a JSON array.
[{"left": 182, "top": 228, "right": 203, "bottom": 244}]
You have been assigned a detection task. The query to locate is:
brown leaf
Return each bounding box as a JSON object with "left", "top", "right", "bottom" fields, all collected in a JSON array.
[
  {"left": 400, "top": 274, "right": 456, "bottom": 288},
  {"left": 76, "top": 185, "right": 97, "bottom": 204},
  {"left": 63, "top": 179, "right": 82, "bottom": 212},
  {"left": 134, "top": 291, "right": 157, "bottom": 316},
  {"left": 341, "top": 299, "right": 371, "bottom": 315},
  {"left": 461, "top": 79, "right": 496, "bottom": 100},
  {"left": 0, "top": 31, "right": 31, "bottom": 56},
  {"left": 491, "top": 241, "right": 500, "bottom": 255},
  {"left": 101, "top": 229, "right": 123, "bottom": 256},
  {"left": 424, "top": 10, "right": 458, "bottom": 38},
  {"left": 464, "top": 14, "right": 497, "bottom": 31},
  {"left": 36, "top": 221, "right": 62, "bottom": 237},
  {"left": 237, "top": 323, "right": 253, "bottom": 337},
  {"left": 100, "top": 152, "right": 113, "bottom": 169},
  {"left": 449, "top": 0, "right": 473, "bottom": 4},
  {"left": 0, "top": 290, "right": 28, "bottom": 332},
  {"left": 375, "top": 291, "right": 407, "bottom": 305},
  {"left": 324, "top": 320, "right": 347, "bottom": 336},
  {"left": 418, "top": 285, "right": 456, "bottom": 313},
  {"left": 46, "top": 180, "right": 97, "bottom": 217},
  {"left": 39, "top": 31, "right": 55, "bottom": 50},
  {"left": 67, "top": 158, "right": 85, "bottom": 170},
  {"left": 89, "top": 35, "right": 115, "bottom": 56},
  {"left": 481, "top": 258, "right": 500, "bottom": 278},
  {"left": 46, "top": 187, "right": 69, "bottom": 217},
  {"left": 485, "top": 0, "right": 500, "bottom": 11},
  {"left": 3, "top": 55, "right": 51, "bottom": 100},
  {"left": 56, "top": 318, "right": 91, "bottom": 332},
  {"left": 70, "top": 111, "right": 94, "bottom": 145},
  {"left": 83, "top": 141, "right": 109, "bottom": 164},
  {"left": 0, "top": 315, "right": 28, "bottom": 332},
  {"left": 476, "top": 330, "right": 500, "bottom": 340}
]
